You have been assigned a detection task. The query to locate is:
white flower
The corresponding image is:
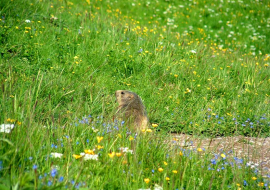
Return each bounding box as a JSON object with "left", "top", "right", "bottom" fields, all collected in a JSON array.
[
  {"left": 83, "top": 153, "right": 98, "bottom": 161},
  {"left": 0, "top": 124, "right": 15, "bottom": 133},
  {"left": 154, "top": 184, "right": 163, "bottom": 190},
  {"left": 119, "top": 147, "right": 133, "bottom": 154},
  {"left": 190, "top": 50, "right": 197, "bottom": 54},
  {"left": 51, "top": 152, "right": 63, "bottom": 158},
  {"left": 25, "top": 19, "right": 31, "bottom": 23}
]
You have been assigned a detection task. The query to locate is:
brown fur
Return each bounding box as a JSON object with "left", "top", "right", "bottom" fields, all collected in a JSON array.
[{"left": 115, "top": 90, "right": 149, "bottom": 131}]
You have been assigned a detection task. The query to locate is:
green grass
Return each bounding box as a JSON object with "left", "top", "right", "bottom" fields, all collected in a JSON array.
[{"left": 0, "top": 0, "right": 269, "bottom": 189}]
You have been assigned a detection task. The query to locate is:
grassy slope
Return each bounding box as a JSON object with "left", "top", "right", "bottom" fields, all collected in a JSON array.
[{"left": 0, "top": 0, "right": 269, "bottom": 188}]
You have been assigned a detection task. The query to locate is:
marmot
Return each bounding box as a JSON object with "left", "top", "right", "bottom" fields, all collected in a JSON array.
[{"left": 115, "top": 90, "right": 149, "bottom": 131}]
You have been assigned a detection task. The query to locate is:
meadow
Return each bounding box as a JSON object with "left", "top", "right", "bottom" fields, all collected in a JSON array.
[{"left": 0, "top": 0, "right": 269, "bottom": 189}]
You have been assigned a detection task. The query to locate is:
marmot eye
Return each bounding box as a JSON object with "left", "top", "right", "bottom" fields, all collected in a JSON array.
[{"left": 121, "top": 92, "right": 125, "bottom": 94}]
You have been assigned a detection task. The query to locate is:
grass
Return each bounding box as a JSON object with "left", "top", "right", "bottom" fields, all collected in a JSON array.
[{"left": 0, "top": 0, "right": 269, "bottom": 189}]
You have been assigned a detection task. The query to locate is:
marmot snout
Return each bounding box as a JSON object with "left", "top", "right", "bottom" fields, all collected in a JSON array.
[{"left": 115, "top": 90, "right": 149, "bottom": 131}]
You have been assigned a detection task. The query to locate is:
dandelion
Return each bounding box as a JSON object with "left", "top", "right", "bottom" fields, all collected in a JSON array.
[
  {"left": 166, "top": 177, "right": 170, "bottom": 181},
  {"left": 144, "top": 178, "right": 150, "bottom": 184},
  {"left": 179, "top": 151, "right": 183, "bottom": 156},
  {"left": 197, "top": 148, "right": 203, "bottom": 152},
  {"left": 129, "top": 136, "right": 134, "bottom": 141},
  {"left": 163, "top": 161, "right": 168, "bottom": 166},
  {"left": 97, "top": 136, "right": 103, "bottom": 143},
  {"left": 158, "top": 168, "right": 164, "bottom": 172},
  {"left": 172, "top": 170, "right": 178, "bottom": 174}
]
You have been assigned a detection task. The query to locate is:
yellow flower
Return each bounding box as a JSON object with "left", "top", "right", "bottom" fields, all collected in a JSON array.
[
  {"left": 197, "top": 148, "right": 203, "bottom": 152},
  {"left": 84, "top": 149, "right": 95, "bottom": 155},
  {"left": 129, "top": 136, "right": 134, "bottom": 141},
  {"left": 166, "top": 177, "right": 170, "bottom": 181},
  {"left": 116, "top": 152, "right": 122, "bottom": 157},
  {"left": 252, "top": 177, "right": 257, "bottom": 180},
  {"left": 146, "top": 129, "right": 152, "bottom": 133},
  {"left": 95, "top": 145, "right": 104, "bottom": 150},
  {"left": 236, "top": 183, "right": 240, "bottom": 186},
  {"left": 72, "top": 154, "right": 82, "bottom": 159},
  {"left": 179, "top": 151, "right": 183, "bottom": 156},
  {"left": 163, "top": 161, "right": 168, "bottom": 166},
  {"left": 141, "top": 129, "right": 146, "bottom": 133},
  {"left": 144, "top": 178, "right": 150, "bottom": 184},
  {"left": 158, "top": 167, "right": 164, "bottom": 172},
  {"left": 152, "top": 123, "right": 158, "bottom": 128},
  {"left": 221, "top": 153, "right": 226, "bottom": 158},
  {"left": 97, "top": 136, "right": 103, "bottom": 143},
  {"left": 258, "top": 182, "right": 264, "bottom": 187},
  {"left": 118, "top": 134, "right": 122, "bottom": 138},
  {"left": 174, "top": 74, "right": 178, "bottom": 77},
  {"left": 108, "top": 152, "right": 115, "bottom": 158},
  {"left": 172, "top": 170, "right": 178, "bottom": 174}
]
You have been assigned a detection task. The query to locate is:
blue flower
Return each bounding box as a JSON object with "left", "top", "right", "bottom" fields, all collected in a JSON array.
[
  {"left": 33, "top": 164, "right": 38, "bottom": 170},
  {"left": 59, "top": 176, "right": 64, "bottom": 182},
  {"left": 51, "top": 168, "right": 58, "bottom": 178},
  {"left": 48, "top": 180, "right": 52, "bottom": 186}
]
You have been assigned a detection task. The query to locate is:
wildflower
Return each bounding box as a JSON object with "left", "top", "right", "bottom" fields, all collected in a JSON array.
[
  {"left": 73, "top": 154, "right": 82, "bottom": 159},
  {"left": 179, "top": 151, "right": 183, "bottom": 156},
  {"left": 146, "top": 129, "right": 152, "bottom": 133},
  {"left": 33, "top": 164, "right": 38, "bottom": 170},
  {"left": 83, "top": 154, "right": 98, "bottom": 161},
  {"left": 25, "top": 19, "right": 31, "bottom": 23},
  {"left": 59, "top": 176, "right": 64, "bottom": 182},
  {"left": 116, "top": 153, "right": 122, "bottom": 157},
  {"left": 144, "top": 178, "right": 150, "bottom": 184},
  {"left": 0, "top": 124, "right": 15, "bottom": 133},
  {"left": 108, "top": 152, "right": 115, "bottom": 158},
  {"left": 51, "top": 168, "right": 58, "bottom": 177},
  {"left": 166, "top": 177, "right": 170, "bottom": 181},
  {"left": 129, "top": 136, "right": 134, "bottom": 141},
  {"left": 197, "top": 148, "right": 203, "bottom": 152},
  {"left": 252, "top": 177, "right": 257, "bottom": 180},
  {"left": 84, "top": 149, "right": 95, "bottom": 155},
  {"left": 172, "top": 170, "right": 178, "bottom": 174},
  {"left": 97, "top": 136, "right": 103, "bottom": 143},
  {"left": 258, "top": 182, "right": 264, "bottom": 187},
  {"left": 190, "top": 50, "right": 197, "bottom": 53},
  {"left": 152, "top": 123, "right": 158, "bottom": 128},
  {"left": 221, "top": 153, "right": 226, "bottom": 159},
  {"left": 163, "top": 161, "right": 168, "bottom": 166},
  {"left": 95, "top": 145, "right": 104, "bottom": 150},
  {"left": 119, "top": 147, "right": 133, "bottom": 154},
  {"left": 51, "top": 152, "right": 63, "bottom": 158}
]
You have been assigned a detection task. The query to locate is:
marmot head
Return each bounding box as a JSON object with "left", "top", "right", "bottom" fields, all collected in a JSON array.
[{"left": 115, "top": 90, "right": 135, "bottom": 106}]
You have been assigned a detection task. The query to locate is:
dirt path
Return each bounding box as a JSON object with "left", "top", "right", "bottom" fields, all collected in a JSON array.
[{"left": 169, "top": 133, "right": 270, "bottom": 176}]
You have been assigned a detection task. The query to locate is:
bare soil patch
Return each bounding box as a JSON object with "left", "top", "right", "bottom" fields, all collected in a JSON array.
[{"left": 169, "top": 133, "right": 270, "bottom": 176}]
